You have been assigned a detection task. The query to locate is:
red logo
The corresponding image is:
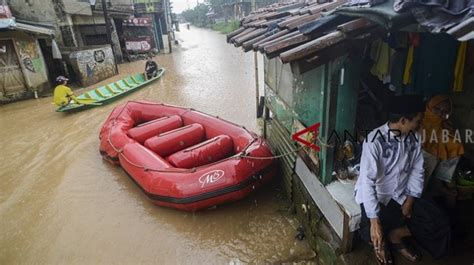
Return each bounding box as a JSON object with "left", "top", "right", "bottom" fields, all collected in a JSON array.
[{"left": 292, "top": 123, "right": 321, "bottom": 152}]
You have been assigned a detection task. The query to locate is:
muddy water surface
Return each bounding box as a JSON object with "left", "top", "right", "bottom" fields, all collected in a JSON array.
[{"left": 0, "top": 26, "right": 314, "bottom": 264}]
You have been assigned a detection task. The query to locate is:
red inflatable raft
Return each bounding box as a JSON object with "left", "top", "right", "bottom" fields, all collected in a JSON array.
[{"left": 99, "top": 101, "right": 275, "bottom": 211}]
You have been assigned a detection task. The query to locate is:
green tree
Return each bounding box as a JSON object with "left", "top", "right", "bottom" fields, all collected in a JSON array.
[
  {"left": 206, "top": 0, "right": 226, "bottom": 17},
  {"left": 182, "top": 3, "right": 210, "bottom": 27}
]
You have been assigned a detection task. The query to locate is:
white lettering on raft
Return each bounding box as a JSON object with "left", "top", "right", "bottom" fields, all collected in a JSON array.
[{"left": 199, "top": 170, "right": 225, "bottom": 188}]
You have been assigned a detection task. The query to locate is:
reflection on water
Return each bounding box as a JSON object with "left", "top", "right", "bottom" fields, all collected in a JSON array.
[{"left": 0, "top": 26, "right": 314, "bottom": 264}]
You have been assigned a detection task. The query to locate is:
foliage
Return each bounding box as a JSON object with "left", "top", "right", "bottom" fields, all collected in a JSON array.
[
  {"left": 211, "top": 20, "right": 240, "bottom": 34},
  {"left": 181, "top": 3, "right": 210, "bottom": 27},
  {"left": 206, "top": 0, "right": 225, "bottom": 14}
]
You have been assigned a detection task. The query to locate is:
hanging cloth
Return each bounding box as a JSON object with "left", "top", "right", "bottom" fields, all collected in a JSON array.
[
  {"left": 403, "top": 44, "right": 414, "bottom": 85},
  {"left": 52, "top": 39, "right": 62, "bottom": 60},
  {"left": 402, "top": 33, "right": 420, "bottom": 85},
  {"left": 370, "top": 39, "right": 392, "bottom": 82},
  {"left": 453, "top": 42, "right": 467, "bottom": 92}
]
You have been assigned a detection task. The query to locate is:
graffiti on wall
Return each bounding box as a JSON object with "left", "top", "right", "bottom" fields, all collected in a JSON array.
[
  {"left": 71, "top": 47, "right": 116, "bottom": 86},
  {"left": 14, "top": 36, "right": 48, "bottom": 90},
  {"left": 15, "top": 38, "right": 44, "bottom": 74},
  {"left": 94, "top": 50, "right": 105, "bottom": 63}
]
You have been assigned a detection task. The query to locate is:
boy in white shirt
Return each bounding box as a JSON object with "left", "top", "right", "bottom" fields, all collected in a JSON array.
[{"left": 355, "top": 95, "right": 425, "bottom": 264}]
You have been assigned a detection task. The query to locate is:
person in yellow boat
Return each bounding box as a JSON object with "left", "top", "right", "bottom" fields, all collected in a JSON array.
[
  {"left": 53, "top": 76, "right": 78, "bottom": 106},
  {"left": 422, "top": 95, "right": 464, "bottom": 206}
]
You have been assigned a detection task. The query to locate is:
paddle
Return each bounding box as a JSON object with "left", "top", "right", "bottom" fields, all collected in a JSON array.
[
  {"left": 52, "top": 99, "right": 102, "bottom": 107},
  {"left": 74, "top": 98, "right": 102, "bottom": 106}
]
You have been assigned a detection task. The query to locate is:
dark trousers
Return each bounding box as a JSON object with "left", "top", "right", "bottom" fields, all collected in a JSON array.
[
  {"left": 359, "top": 198, "right": 451, "bottom": 259},
  {"left": 359, "top": 200, "right": 407, "bottom": 243},
  {"left": 146, "top": 70, "right": 158, "bottom": 79}
]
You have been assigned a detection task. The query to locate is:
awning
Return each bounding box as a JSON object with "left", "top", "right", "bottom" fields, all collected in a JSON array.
[
  {"left": 0, "top": 18, "right": 15, "bottom": 29},
  {"left": 0, "top": 18, "right": 55, "bottom": 35},
  {"left": 14, "top": 22, "right": 55, "bottom": 35}
]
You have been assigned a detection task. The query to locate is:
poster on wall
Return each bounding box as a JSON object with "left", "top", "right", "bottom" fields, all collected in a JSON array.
[
  {"left": 125, "top": 36, "right": 153, "bottom": 52},
  {"left": 123, "top": 17, "right": 152, "bottom": 27},
  {"left": 122, "top": 17, "right": 156, "bottom": 53}
]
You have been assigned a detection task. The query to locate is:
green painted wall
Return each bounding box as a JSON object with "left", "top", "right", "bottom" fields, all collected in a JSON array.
[
  {"left": 264, "top": 55, "right": 359, "bottom": 184},
  {"left": 264, "top": 52, "right": 362, "bottom": 263}
]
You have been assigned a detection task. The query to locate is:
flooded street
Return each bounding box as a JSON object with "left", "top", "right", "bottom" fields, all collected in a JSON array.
[{"left": 0, "top": 26, "right": 314, "bottom": 264}]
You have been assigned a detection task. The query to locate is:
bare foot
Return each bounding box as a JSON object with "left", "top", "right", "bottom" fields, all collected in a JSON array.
[{"left": 373, "top": 243, "right": 393, "bottom": 265}]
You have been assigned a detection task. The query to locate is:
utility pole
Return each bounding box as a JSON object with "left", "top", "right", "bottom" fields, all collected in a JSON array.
[
  {"left": 164, "top": 0, "right": 172, "bottom": 53},
  {"left": 234, "top": 0, "right": 238, "bottom": 19},
  {"left": 252, "top": 0, "right": 260, "bottom": 117},
  {"left": 101, "top": 0, "right": 119, "bottom": 74}
]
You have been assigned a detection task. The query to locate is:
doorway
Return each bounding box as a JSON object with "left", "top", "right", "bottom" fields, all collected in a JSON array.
[{"left": 0, "top": 39, "right": 26, "bottom": 98}]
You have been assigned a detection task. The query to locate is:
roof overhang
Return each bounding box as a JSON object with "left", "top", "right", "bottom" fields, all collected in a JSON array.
[
  {"left": 15, "top": 22, "right": 55, "bottom": 35},
  {"left": 227, "top": 0, "right": 473, "bottom": 66},
  {"left": 0, "top": 18, "right": 55, "bottom": 36}
]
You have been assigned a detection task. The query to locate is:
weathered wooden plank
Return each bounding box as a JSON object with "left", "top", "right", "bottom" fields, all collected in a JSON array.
[
  {"left": 264, "top": 33, "right": 311, "bottom": 54},
  {"left": 242, "top": 33, "right": 268, "bottom": 51},
  {"left": 229, "top": 27, "right": 255, "bottom": 43},
  {"left": 336, "top": 18, "right": 374, "bottom": 33},
  {"left": 245, "top": 20, "right": 264, "bottom": 28},
  {"left": 258, "top": 30, "right": 300, "bottom": 52},
  {"left": 235, "top": 28, "right": 267, "bottom": 46},
  {"left": 295, "top": 157, "right": 345, "bottom": 239},
  {"left": 226, "top": 27, "right": 245, "bottom": 43},
  {"left": 289, "top": 8, "right": 304, "bottom": 16},
  {"left": 286, "top": 13, "right": 320, "bottom": 30},
  {"left": 277, "top": 13, "right": 310, "bottom": 28},
  {"left": 266, "top": 11, "right": 292, "bottom": 20},
  {"left": 274, "top": 2, "right": 306, "bottom": 13},
  {"left": 293, "top": 42, "right": 349, "bottom": 74},
  {"left": 252, "top": 29, "right": 288, "bottom": 50},
  {"left": 297, "top": 1, "right": 321, "bottom": 14},
  {"left": 308, "top": 0, "right": 348, "bottom": 15},
  {"left": 280, "top": 31, "right": 345, "bottom": 63}
]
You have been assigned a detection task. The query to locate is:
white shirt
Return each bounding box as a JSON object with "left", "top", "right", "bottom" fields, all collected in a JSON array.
[{"left": 354, "top": 123, "right": 424, "bottom": 218}]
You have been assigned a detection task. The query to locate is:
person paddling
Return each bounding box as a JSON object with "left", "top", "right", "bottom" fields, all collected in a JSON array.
[
  {"left": 145, "top": 56, "right": 159, "bottom": 80},
  {"left": 53, "top": 76, "right": 78, "bottom": 106}
]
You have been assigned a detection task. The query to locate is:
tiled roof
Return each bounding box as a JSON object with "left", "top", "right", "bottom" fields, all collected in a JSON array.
[
  {"left": 227, "top": 0, "right": 474, "bottom": 64},
  {"left": 227, "top": 0, "right": 378, "bottom": 63}
]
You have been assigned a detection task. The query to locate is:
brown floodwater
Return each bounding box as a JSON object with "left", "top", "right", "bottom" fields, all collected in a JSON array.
[{"left": 0, "top": 26, "right": 315, "bottom": 264}]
